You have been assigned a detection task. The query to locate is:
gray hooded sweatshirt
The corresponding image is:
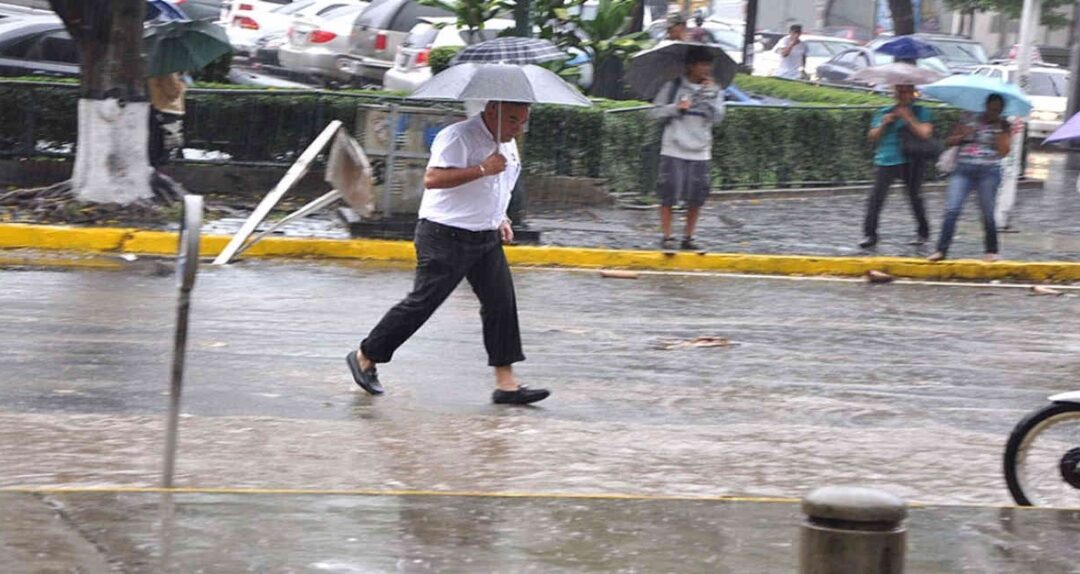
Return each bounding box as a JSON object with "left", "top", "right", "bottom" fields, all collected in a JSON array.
[{"left": 649, "top": 76, "right": 726, "bottom": 161}]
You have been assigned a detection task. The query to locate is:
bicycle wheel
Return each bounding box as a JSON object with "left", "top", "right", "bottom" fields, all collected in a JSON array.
[{"left": 1004, "top": 402, "right": 1080, "bottom": 507}]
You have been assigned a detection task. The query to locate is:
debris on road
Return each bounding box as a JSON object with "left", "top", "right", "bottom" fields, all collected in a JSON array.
[
  {"left": 600, "top": 270, "right": 640, "bottom": 279},
  {"left": 654, "top": 336, "right": 736, "bottom": 350},
  {"left": 1030, "top": 285, "right": 1065, "bottom": 296},
  {"left": 866, "top": 270, "right": 895, "bottom": 284}
]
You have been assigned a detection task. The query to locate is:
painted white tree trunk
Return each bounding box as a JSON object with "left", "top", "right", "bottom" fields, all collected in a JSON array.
[{"left": 72, "top": 98, "right": 153, "bottom": 204}]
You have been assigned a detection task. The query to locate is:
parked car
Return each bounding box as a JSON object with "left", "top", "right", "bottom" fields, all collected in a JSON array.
[
  {"left": 337, "top": 0, "right": 452, "bottom": 86},
  {"left": 227, "top": 0, "right": 360, "bottom": 57},
  {"left": 866, "top": 33, "right": 988, "bottom": 74},
  {"left": 752, "top": 34, "right": 856, "bottom": 79},
  {"left": 170, "top": 0, "right": 225, "bottom": 21},
  {"left": 815, "top": 46, "right": 950, "bottom": 87},
  {"left": 220, "top": 0, "right": 294, "bottom": 24},
  {"left": 0, "top": 16, "right": 78, "bottom": 78},
  {"left": 971, "top": 63, "right": 1070, "bottom": 138},
  {"left": 278, "top": 2, "right": 367, "bottom": 83},
  {"left": 382, "top": 17, "right": 515, "bottom": 93}
]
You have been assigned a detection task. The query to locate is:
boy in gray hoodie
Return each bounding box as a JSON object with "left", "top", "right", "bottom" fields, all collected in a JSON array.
[{"left": 649, "top": 46, "right": 726, "bottom": 250}]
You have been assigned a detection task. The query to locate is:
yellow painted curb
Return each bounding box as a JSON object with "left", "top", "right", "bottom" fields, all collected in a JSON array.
[{"left": 2, "top": 222, "right": 1080, "bottom": 283}]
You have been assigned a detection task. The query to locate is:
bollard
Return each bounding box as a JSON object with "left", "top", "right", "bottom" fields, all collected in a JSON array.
[{"left": 800, "top": 486, "right": 907, "bottom": 574}]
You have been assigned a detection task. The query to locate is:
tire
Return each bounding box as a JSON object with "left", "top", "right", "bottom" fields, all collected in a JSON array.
[{"left": 1004, "top": 402, "right": 1080, "bottom": 507}]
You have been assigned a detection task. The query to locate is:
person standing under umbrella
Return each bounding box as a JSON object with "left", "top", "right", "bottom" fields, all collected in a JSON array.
[
  {"left": 649, "top": 46, "right": 726, "bottom": 251},
  {"left": 860, "top": 84, "right": 934, "bottom": 249},
  {"left": 928, "top": 94, "right": 1012, "bottom": 262},
  {"left": 346, "top": 101, "right": 550, "bottom": 406}
]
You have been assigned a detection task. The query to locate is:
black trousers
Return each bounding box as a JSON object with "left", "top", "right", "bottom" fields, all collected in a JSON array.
[
  {"left": 360, "top": 219, "right": 525, "bottom": 367},
  {"left": 863, "top": 162, "right": 930, "bottom": 240}
]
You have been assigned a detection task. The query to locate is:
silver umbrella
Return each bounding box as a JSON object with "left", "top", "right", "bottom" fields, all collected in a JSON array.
[
  {"left": 410, "top": 63, "right": 591, "bottom": 107},
  {"left": 850, "top": 62, "right": 945, "bottom": 86}
]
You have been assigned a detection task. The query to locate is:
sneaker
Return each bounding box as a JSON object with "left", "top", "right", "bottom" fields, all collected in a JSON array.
[
  {"left": 660, "top": 236, "right": 677, "bottom": 250},
  {"left": 983, "top": 253, "right": 1000, "bottom": 262},
  {"left": 680, "top": 237, "right": 703, "bottom": 251},
  {"left": 858, "top": 236, "right": 878, "bottom": 249},
  {"left": 492, "top": 386, "right": 550, "bottom": 405},
  {"left": 345, "top": 351, "right": 384, "bottom": 395},
  {"left": 927, "top": 251, "right": 945, "bottom": 262},
  {"left": 908, "top": 235, "right": 929, "bottom": 246}
]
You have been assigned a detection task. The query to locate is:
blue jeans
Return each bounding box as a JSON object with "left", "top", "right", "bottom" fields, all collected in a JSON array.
[{"left": 937, "top": 162, "right": 1001, "bottom": 256}]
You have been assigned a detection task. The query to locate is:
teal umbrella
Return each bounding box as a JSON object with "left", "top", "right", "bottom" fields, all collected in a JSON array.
[{"left": 144, "top": 20, "right": 232, "bottom": 76}]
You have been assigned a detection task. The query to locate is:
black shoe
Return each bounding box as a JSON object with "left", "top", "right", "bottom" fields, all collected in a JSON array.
[
  {"left": 908, "top": 235, "right": 929, "bottom": 246},
  {"left": 680, "top": 237, "right": 703, "bottom": 251},
  {"left": 858, "top": 236, "right": 878, "bottom": 249},
  {"left": 345, "top": 351, "right": 384, "bottom": 395},
  {"left": 492, "top": 386, "right": 550, "bottom": 405},
  {"left": 660, "top": 236, "right": 677, "bottom": 250}
]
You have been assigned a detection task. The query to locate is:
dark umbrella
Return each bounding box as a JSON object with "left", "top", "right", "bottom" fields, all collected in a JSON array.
[
  {"left": 143, "top": 20, "right": 232, "bottom": 76},
  {"left": 451, "top": 37, "right": 568, "bottom": 65},
  {"left": 626, "top": 41, "right": 737, "bottom": 101},
  {"left": 875, "top": 36, "right": 942, "bottom": 61}
]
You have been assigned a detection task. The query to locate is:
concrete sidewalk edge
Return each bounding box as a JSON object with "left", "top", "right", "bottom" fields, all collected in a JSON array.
[{"left": 2, "top": 222, "right": 1079, "bottom": 283}]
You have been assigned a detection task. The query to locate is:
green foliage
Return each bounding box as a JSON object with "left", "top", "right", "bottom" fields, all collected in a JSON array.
[
  {"left": 0, "top": 81, "right": 961, "bottom": 194},
  {"left": 942, "top": 0, "right": 1073, "bottom": 29},
  {"left": 417, "top": 0, "right": 509, "bottom": 37},
  {"left": 733, "top": 75, "right": 894, "bottom": 106},
  {"left": 429, "top": 46, "right": 462, "bottom": 75}
]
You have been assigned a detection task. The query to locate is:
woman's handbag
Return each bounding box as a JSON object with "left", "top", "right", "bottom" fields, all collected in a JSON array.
[
  {"left": 936, "top": 146, "right": 959, "bottom": 174},
  {"left": 901, "top": 125, "right": 943, "bottom": 160}
]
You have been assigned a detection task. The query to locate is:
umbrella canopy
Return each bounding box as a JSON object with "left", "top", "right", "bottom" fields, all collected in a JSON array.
[
  {"left": 627, "top": 41, "right": 737, "bottom": 100},
  {"left": 850, "top": 62, "right": 944, "bottom": 86},
  {"left": 143, "top": 20, "right": 232, "bottom": 76},
  {"left": 920, "top": 74, "right": 1033, "bottom": 117},
  {"left": 146, "top": 0, "right": 189, "bottom": 22},
  {"left": 451, "top": 37, "right": 568, "bottom": 65},
  {"left": 874, "top": 36, "right": 942, "bottom": 61},
  {"left": 1042, "top": 111, "right": 1080, "bottom": 144},
  {"left": 409, "top": 63, "right": 591, "bottom": 107}
]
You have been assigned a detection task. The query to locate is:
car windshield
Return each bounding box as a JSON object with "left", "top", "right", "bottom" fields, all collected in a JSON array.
[
  {"left": 807, "top": 41, "right": 853, "bottom": 57},
  {"left": 323, "top": 4, "right": 364, "bottom": 20},
  {"left": 929, "top": 40, "right": 987, "bottom": 66},
  {"left": 276, "top": 0, "right": 317, "bottom": 15},
  {"left": 1008, "top": 70, "right": 1070, "bottom": 97}
]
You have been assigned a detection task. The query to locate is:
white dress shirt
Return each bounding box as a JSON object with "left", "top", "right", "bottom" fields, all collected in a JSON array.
[{"left": 418, "top": 115, "right": 521, "bottom": 231}]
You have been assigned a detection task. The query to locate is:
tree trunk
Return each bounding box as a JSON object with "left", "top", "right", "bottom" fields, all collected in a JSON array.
[
  {"left": 51, "top": 0, "right": 152, "bottom": 204},
  {"left": 888, "top": 0, "right": 916, "bottom": 35}
]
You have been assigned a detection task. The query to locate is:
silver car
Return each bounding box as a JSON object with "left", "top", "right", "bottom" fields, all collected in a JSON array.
[
  {"left": 336, "top": 0, "right": 450, "bottom": 86},
  {"left": 382, "top": 18, "right": 514, "bottom": 93},
  {"left": 278, "top": 3, "right": 367, "bottom": 83}
]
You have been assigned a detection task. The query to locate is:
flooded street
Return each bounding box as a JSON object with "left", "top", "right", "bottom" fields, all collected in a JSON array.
[{"left": 2, "top": 261, "right": 1080, "bottom": 506}]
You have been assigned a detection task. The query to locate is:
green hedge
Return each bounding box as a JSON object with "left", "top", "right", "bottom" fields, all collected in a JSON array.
[
  {"left": 0, "top": 81, "right": 959, "bottom": 193},
  {"left": 732, "top": 75, "right": 894, "bottom": 106}
]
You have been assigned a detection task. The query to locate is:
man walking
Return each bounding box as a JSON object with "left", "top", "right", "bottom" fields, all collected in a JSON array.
[
  {"left": 773, "top": 24, "right": 807, "bottom": 80},
  {"left": 346, "top": 101, "right": 550, "bottom": 406},
  {"left": 650, "top": 46, "right": 726, "bottom": 251}
]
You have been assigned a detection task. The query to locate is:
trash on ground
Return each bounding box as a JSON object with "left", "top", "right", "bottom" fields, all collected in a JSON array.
[
  {"left": 600, "top": 270, "right": 639, "bottom": 279},
  {"left": 654, "top": 336, "right": 736, "bottom": 350}
]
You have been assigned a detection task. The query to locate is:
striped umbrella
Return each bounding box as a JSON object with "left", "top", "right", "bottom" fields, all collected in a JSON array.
[{"left": 451, "top": 37, "right": 568, "bottom": 66}]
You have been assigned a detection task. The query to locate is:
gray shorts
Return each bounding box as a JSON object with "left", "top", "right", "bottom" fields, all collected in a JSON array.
[{"left": 656, "top": 156, "right": 711, "bottom": 208}]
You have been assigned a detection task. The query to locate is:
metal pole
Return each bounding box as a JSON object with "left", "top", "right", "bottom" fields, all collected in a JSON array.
[
  {"left": 997, "top": 0, "right": 1039, "bottom": 229},
  {"left": 163, "top": 194, "right": 203, "bottom": 489},
  {"left": 382, "top": 104, "right": 399, "bottom": 218},
  {"left": 742, "top": 0, "right": 759, "bottom": 74}
]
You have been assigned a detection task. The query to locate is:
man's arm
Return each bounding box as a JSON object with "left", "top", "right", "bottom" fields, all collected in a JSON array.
[
  {"left": 649, "top": 81, "right": 684, "bottom": 120},
  {"left": 896, "top": 107, "right": 933, "bottom": 139},
  {"left": 424, "top": 152, "right": 506, "bottom": 189}
]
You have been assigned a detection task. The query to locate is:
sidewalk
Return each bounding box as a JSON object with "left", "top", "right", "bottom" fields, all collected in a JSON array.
[{"left": 3, "top": 489, "right": 1077, "bottom": 572}]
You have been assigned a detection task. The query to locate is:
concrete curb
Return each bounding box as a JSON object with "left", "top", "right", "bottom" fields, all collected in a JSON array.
[{"left": 2, "top": 222, "right": 1079, "bottom": 283}]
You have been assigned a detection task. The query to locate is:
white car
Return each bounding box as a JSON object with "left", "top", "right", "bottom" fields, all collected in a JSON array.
[
  {"left": 971, "top": 64, "right": 1070, "bottom": 139},
  {"left": 226, "top": 0, "right": 359, "bottom": 56},
  {"left": 753, "top": 34, "right": 857, "bottom": 79},
  {"left": 382, "top": 18, "right": 515, "bottom": 93},
  {"left": 278, "top": 3, "right": 367, "bottom": 82}
]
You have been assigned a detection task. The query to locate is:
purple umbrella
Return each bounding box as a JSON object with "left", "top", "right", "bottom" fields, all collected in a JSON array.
[{"left": 1044, "top": 111, "right": 1080, "bottom": 144}]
